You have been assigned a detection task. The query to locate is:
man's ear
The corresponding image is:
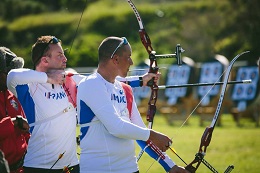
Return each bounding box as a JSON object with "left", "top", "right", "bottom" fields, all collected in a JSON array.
[
  {"left": 112, "top": 56, "right": 119, "bottom": 64},
  {"left": 42, "top": 56, "right": 49, "bottom": 64}
]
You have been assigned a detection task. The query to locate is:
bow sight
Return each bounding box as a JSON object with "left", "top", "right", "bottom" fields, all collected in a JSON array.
[{"left": 150, "top": 44, "right": 185, "bottom": 66}]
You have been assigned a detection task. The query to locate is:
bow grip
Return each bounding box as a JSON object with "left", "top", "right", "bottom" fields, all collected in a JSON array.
[{"left": 147, "top": 66, "right": 159, "bottom": 86}]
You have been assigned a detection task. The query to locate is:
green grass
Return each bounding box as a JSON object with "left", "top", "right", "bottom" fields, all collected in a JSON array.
[
  {"left": 137, "top": 114, "right": 260, "bottom": 173},
  {"left": 77, "top": 114, "right": 260, "bottom": 173}
]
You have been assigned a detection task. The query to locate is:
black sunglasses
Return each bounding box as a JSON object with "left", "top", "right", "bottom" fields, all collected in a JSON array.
[
  {"left": 110, "top": 37, "right": 128, "bottom": 59},
  {"left": 34, "top": 36, "right": 61, "bottom": 65}
]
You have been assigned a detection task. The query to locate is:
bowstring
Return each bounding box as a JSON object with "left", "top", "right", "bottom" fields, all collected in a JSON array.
[
  {"left": 66, "top": 0, "right": 88, "bottom": 157},
  {"left": 169, "top": 51, "right": 249, "bottom": 165},
  {"left": 145, "top": 156, "right": 160, "bottom": 173},
  {"left": 174, "top": 63, "right": 229, "bottom": 133},
  {"left": 167, "top": 62, "right": 229, "bottom": 166},
  {"left": 67, "top": 0, "right": 88, "bottom": 56}
]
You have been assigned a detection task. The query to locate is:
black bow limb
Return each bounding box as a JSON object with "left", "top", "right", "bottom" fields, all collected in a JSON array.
[{"left": 185, "top": 51, "right": 250, "bottom": 173}]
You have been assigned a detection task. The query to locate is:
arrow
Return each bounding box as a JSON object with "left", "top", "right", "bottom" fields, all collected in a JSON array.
[{"left": 157, "top": 79, "right": 251, "bottom": 89}]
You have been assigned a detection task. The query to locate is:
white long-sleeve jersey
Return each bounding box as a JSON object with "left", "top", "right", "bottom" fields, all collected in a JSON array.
[
  {"left": 7, "top": 68, "right": 141, "bottom": 169},
  {"left": 77, "top": 73, "right": 175, "bottom": 173},
  {"left": 7, "top": 68, "right": 83, "bottom": 169}
]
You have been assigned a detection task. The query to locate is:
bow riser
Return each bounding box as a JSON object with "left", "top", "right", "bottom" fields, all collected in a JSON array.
[
  {"left": 147, "top": 101, "right": 157, "bottom": 129},
  {"left": 126, "top": 0, "right": 184, "bottom": 166}
]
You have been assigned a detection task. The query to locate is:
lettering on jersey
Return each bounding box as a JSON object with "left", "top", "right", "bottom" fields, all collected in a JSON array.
[
  {"left": 10, "top": 99, "right": 18, "bottom": 111},
  {"left": 45, "top": 91, "right": 67, "bottom": 100},
  {"left": 111, "top": 90, "right": 126, "bottom": 103}
]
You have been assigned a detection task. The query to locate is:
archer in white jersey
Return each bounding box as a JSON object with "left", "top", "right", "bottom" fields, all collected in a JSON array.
[
  {"left": 7, "top": 35, "right": 147, "bottom": 173},
  {"left": 77, "top": 36, "right": 188, "bottom": 173},
  {"left": 78, "top": 73, "right": 176, "bottom": 173}
]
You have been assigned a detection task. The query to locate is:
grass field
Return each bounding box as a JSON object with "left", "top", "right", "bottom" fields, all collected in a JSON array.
[
  {"left": 77, "top": 114, "right": 260, "bottom": 173},
  {"left": 136, "top": 114, "right": 260, "bottom": 173}
]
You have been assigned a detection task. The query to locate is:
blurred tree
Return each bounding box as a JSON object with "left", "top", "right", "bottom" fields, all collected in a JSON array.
[
  {"left": 214, "top": 0, "right": 260, "bottom": 62},
  {"left": 0, "top": 0, "right": 45, "bottom": 21},
  {"left": 0, "top": 0, "right": 259, "bottom": 68},
  {"left": 0, "top": 0, "right": 100, "bottom": 20}
]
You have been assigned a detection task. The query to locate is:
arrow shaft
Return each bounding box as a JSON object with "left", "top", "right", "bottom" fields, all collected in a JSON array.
[
  {"left": 158, "top": 79, "right": 251, "bottom": 89},
  {"left": 169, "top": 147, "right": 188, "bottom": 165}
]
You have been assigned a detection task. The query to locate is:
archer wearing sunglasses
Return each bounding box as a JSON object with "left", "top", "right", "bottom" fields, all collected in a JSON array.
[
  {"left": 77, "top": 36, "right": 188, "bottom": 173},
  {"left": 7, "top": 35, "right": 80, "bottom": 173},
  {"left": 7, "top": 35, "right": 162, "bottom": 173}
]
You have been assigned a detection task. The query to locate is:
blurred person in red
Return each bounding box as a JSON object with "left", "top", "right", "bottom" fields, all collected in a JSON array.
[{"left": 0, "top": 47, "right": 30, "bottom": 173}]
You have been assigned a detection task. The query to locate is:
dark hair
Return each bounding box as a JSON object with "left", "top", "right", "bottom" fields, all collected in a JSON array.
[
  {"left": 31, "top": 35, "right": 61, "bottom": 67},
  {"left": 98, "top": 36, "right": 124, "bottom": 63}
]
